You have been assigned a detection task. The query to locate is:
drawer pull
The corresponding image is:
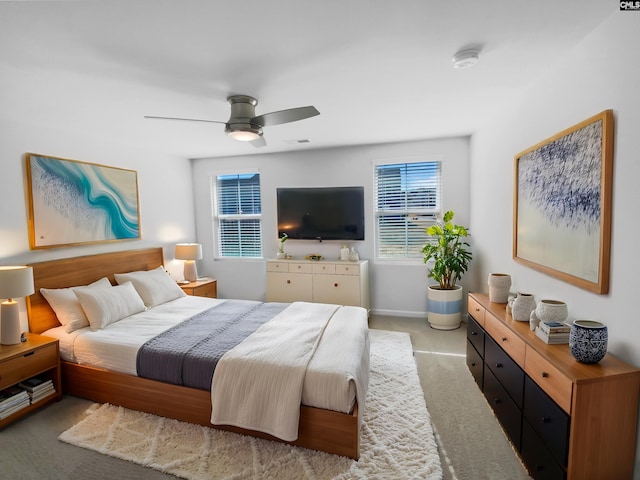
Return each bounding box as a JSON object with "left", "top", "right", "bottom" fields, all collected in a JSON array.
[
  {"left": 501, "top": 336, "right": 508, "bottom": 342},
  {"left": 471, "top": 361, "right": 476, "bottom": 367},
  {"left": 494, "top": 398, "right": 501, "bottom": 404},
  {"left": 334, "top": 283, "right": 338, "bottom": 287},
  {"left": 287, "top": 280, "right": 291, "bottom": 284},
  {"left": 541, "top": 371, "right": 549, "bottom": 378},
  {"left": 471, "top": 331, "right": 478, "bottom": 336},
  {"left": 542, "top": 417, "right": 551, "bottom": 424},
  {"left": 475, "top": 307, "right": 480, "bottom": 312},
  {"left": 495, "top": 363, "right": 503, "bottom": 369},
  {"left": 24, "top": 351, "right": 35, "bottom": 358}
]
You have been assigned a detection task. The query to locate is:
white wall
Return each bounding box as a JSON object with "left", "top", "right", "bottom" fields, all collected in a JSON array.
[
  {"left": 191, "top": 137, "right": 470, "bottom": 315},
  {"left": 471, "top": 13, "right": 640, "bottom": 476},
  {"left": 0, "top": 65, "right": 197, "bottom": 331}
]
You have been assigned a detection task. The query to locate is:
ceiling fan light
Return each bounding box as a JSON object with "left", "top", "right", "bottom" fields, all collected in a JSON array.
[{"left": 226, "top": 124, "right": 262, "bottom": 141}]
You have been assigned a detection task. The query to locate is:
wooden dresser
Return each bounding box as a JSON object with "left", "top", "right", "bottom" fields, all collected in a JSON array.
[{"left": 467, "top": 293, "right": 640, "bottom": 480}]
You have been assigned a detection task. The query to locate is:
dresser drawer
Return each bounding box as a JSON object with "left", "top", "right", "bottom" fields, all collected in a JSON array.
[
  {"left": 466, "top": 340, "right": 483, "bottom": 389},
  {"left": 0, "top": 343, "right": 58, "bottom": 389},
  {"left": 289, "top": 262, "right": 313, "bottom": 274},
  {"left": 266, "top": 262, "right": 289, "bottom": 272},
  {"left": 525, "top": 347, "right": 573, "bottom": 414},
  {"left": 484, "top": 365, "right": 522, "bottom": 451},
  {"left": 521, "top": 419, "right": 567, "bottom": 480},
  {"left": 485, "top": 335, "right": 524, "bottom": 408},
  {"left": 335, "top": 263, "right": 360, "bottom": 275},
  {"left": 468, "top": 295, "right": 486, "bottom": 327},
  {"left": 484, "top": 313, "right": 526, "bottom": 368},
  {"left": 467, "top": 315, "right": 485, "bottom": 357},
  {"left": 524, "top": 376, "right": 570, "bottom": 466},
  {"left": 313, "top": 263, "right": 336, "bottom": 274}
]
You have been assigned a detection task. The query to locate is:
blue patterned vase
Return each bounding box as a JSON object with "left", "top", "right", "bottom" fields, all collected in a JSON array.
[{"left": 569, "top": 320, "right": 608, "bottom": 364}]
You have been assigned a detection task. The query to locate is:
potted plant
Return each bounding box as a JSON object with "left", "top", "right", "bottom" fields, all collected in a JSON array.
[
  {"left": 277, "top": 233, "right": 288, "bottom": 259},
  {"left": 421, "top": 210, "right": 472, "bottom": 330}
]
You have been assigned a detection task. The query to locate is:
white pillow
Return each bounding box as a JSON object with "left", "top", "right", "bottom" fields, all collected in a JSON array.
[
  {"left": 75, "top": 281, "right": 146, "bottom": 330},
  {"left": 114, "top": 266, "right": 186, "bottom": 308},
  {"left": 40, "top": 277, "right": 112, "bottom": 333}
]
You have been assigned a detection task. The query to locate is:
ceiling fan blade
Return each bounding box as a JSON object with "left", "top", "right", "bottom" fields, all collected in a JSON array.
[
  {"left": 144, "top": 115, "right": 226, "bottom": 124},
  {"left": 250, "top": 136, "right": 267, "bottom": 148},
  {"left": 252, "top": 106, "right": 319, "bottom": 127}
]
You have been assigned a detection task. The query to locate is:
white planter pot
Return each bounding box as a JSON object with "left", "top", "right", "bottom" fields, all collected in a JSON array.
[{"left": 427, "top": 285, "right": 463, "bottom": 330}]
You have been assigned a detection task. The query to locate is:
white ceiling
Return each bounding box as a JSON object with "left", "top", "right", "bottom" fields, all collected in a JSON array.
[{"left": 1, "top": 1, "right": 614, "bottom": 159}]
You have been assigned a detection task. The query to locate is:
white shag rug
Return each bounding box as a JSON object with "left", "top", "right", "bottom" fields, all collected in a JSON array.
[{"left": 59, "top": 329, "right": 443, "bottom": 479}]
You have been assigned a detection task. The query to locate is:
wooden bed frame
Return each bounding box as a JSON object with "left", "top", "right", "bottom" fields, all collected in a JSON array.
[{"left": 27, "top": 248, "right": 360, "bottom": 459}]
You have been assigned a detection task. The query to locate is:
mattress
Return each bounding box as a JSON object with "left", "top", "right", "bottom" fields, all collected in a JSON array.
[{"left": 44, "top": 295, "right": 369, "bottom": 414}]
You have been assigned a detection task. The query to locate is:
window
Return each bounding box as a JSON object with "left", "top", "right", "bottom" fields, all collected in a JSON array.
[
  {"left": 212, "top": 172, "right": 263, "bottom": 258},
  {"left": 375, "top": 161, "right": 441, "bottom": 259}
]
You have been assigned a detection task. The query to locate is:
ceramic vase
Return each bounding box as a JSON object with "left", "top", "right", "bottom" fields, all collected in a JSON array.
[
  {"left": 487, "top": 273, "right": 511, "bottom": 303},
  {"left": 536, "top": 300, "right": 568, "bottom": 323},
  {"left": 511, "top": 293, "right": 536, "bottom": 322},
  {"left": 569, "top": 320, "right": 608, "bottom": 364}
]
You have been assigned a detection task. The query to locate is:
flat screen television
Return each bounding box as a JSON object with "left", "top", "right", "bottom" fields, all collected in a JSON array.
[{"left": 277, "top": 186, "right": 365, "bottom": 241}]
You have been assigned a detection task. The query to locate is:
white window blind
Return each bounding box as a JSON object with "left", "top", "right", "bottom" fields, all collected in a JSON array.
[
  {"left": 375, "top": 161, "right": 441, "bottom": 258},
  {"left": 212, "top": 173, "right": 263, "bottom": 258}
]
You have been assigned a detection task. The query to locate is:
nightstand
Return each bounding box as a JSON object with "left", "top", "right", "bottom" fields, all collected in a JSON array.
[
  {"left": 0, "top": 333, "right": 62, "bottom": 428},
  {"left": 179, "top": 278, "right": 217, "bottom": 298}
]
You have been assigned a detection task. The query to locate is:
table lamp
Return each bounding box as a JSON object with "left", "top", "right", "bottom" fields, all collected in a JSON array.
[
  {"left": 0, "top": 266, "right": 35, "bottom": 345},
  {"left": 175, "top": 243, "right": 202, "bottom": 282}
]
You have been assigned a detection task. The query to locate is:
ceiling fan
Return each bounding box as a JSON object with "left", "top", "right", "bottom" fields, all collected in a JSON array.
[{"left": 144, "top": 95, "right": 320, "bottom": 147}]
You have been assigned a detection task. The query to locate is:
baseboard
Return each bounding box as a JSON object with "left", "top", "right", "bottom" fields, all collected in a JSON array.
[
  {"left": 370, "top": 309, "right": 427, "bottom": 318},
  {"left": 371, "top": 308, "right": 469, "bottom": 324}
]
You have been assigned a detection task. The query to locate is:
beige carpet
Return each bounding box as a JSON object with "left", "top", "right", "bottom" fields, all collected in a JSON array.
[{"left": 59, "top": 330, "right": 442, "bottom": 479}]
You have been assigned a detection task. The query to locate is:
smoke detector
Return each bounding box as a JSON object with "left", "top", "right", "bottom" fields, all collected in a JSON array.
[{"left": 452, "top": 49, "right": 480, "bottom": 69}]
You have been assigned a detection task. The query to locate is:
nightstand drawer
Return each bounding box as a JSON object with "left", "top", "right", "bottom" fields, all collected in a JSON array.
[
  {"left": 0, "top": 343, "right": 58, "bottom": 389},
  {"left": 289, "top": 263, "right": 313, "bottom": 273},
  {"left": 266, "top": 262, "right": 289, "bottom": 272},
  {"left": 190, "top": 282, "right": 217, "bottom": 298}
]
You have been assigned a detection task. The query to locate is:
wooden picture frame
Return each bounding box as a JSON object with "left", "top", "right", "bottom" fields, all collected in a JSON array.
[
  {"left": 26, "top": 153, "right": 141, "bottom": 249},
  {"left": 513, "top": 110, "right": 614, "bottom": 294}
]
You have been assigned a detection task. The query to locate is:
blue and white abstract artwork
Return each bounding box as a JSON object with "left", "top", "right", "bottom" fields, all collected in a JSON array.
[
  {"left": 516, "top": 119, "right": 605, "bottom": 285},
  {"left": 27, "top": 154, "right": 140, "bottom": 248}
]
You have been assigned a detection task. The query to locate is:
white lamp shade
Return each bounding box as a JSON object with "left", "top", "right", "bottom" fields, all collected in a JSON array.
[
  {"left": 175, "top": 243, "right": 203, "bottom": 261},
  {"left": 0, "top": 266, "right": 35, "bottom": 300}
]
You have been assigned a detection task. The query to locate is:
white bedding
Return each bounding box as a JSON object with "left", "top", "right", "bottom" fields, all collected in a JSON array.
[{"left": 43, "top": 296, "right": 369, "bottom": 415}]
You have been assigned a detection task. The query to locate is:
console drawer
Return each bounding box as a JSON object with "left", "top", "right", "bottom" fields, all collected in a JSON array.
[
  {"left": 484, "top": 313, "right": 526, "bottom": 368},
  {"left": 485, "top": 335, "right": 524, "bottom": 408},
  {"left": 484, "top": 365, "right": 522, "bottom": 451},
  {"left": 524, "top": 376, "right": 570, "bottom": 466},
  {"left": 467, "top": 315, "right": 485, "bottom": 357},
  {"left": 521, "top": 419, "right": 567, "bottom": 480},
  {"left": 525, "top": 347, "right": 573, "bottom": 414},
  {"left": 466, "top": 340, "right": 483, "bottom": 389},
  {"left": 468, "top": 295, "right": 486, "bottom": 327}
]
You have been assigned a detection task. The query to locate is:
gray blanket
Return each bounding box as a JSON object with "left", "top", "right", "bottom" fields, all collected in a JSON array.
[{"left": 136, "top": 300, "right": 288, "bottom": 390}]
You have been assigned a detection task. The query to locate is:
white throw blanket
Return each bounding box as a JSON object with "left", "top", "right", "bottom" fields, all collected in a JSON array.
[{"left": 210, "top": 302, "right": 340, "bottom": 441}]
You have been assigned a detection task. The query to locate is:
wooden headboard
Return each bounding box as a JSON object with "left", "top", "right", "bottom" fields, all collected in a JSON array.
[{"left": 27, "top": 248, "right": 165, "bottom": 334}]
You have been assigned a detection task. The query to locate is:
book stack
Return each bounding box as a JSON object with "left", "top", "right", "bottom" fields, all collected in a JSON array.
[
  {"left": 0, "top": 386, "right": 30, "bottom": 420},
  {"left": 535, "top": 321, "right": 571, "bottom": 344},
  {"left": 18, "top": 377, "right": 56, "bottom": 404}
]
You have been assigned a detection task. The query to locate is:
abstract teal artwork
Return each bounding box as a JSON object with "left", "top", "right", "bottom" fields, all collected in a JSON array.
[{"left": 26, "top": 154, "right": 140, "bottom": 249}]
